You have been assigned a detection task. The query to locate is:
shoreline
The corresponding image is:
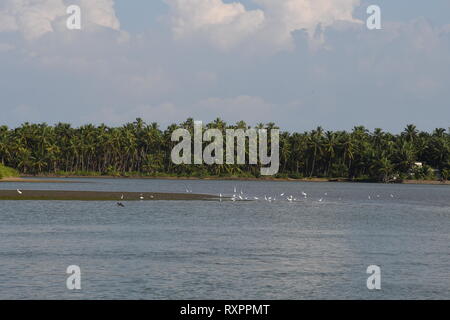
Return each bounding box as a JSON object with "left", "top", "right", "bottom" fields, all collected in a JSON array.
[
  {"left": 0, "top": 177, "right": 86, "bottom": 183},
  {"left": 1, "top": 175, "right": 449, "bottom": 185},
  {"left": 0, "top": 190, "right": 219, "bottom": 201}
]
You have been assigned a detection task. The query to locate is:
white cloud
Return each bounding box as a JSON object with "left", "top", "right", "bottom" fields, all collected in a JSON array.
[
  {"left": 167, "top": 0, "right": 361, "bottom": 51},
  {"left": 0, "top": 0, "right": 120, "bottom": 40},
  {"left": 79, "top": 0, "right": 120, "bottom": 31},
  {"left": 257, "top": 0, "right": 360, "bottom": 33},
  {"left": 257, "top": 0, "right": 361, "bottom": 48},
  {"left": 166, "top": 0, "right": 265, "bottom": 50},
  {"left": 0, "top": 0, "right": 66, "bottom": 40}
]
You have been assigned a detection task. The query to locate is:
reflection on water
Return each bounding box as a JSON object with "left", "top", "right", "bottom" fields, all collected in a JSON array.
[{"left": 0, "top": 178, "right": 449, "bottom": 299}]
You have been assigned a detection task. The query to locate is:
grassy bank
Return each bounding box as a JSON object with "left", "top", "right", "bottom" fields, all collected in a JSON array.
[{"left": 0, "top": 164, "right": 19, "bottom": 179}]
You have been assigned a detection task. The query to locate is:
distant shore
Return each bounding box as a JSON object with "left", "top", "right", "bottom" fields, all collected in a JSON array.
[
  {"left": 0, "top": 190, "right": 219, "bottom": 201},
  {"left": 1, "top": 175, "right": 449, "bottom": 185}
]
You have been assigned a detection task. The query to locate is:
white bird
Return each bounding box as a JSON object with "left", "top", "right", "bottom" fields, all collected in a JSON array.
[
  {"left": 264, "top": 195, "right": 268, "bottom": 201},
  {"left": 254, "top": 197, "right": 259, "bottom": 200},
  {"left": 368, "top": 195, "right": 371, "bottom": 200},
  {"left": 280, "top": 193, "right": 285, "bottom": 197},
  {"left": 390, "top": 194, "right": 394, "bottom": 198},
  {"left": 17, "top": 189, "right": 22, "bottom": 194},
  {"left": 238, "top": 195, "right": 243, "bottom": 200},
  {"left": 301, "top": 191, "right": 307, "bottom": 197},
  {"left": 319, "top": 198, "right": 323, "bottom": 202},
  {"left": 120, "top": 194, "right": 124, "bottom": 200},
  {"left": 234, "top": 186, "right": 237, "bottom": 193},
  {"left": 140, "top": 194, "right": 144, "bottom": 200}
]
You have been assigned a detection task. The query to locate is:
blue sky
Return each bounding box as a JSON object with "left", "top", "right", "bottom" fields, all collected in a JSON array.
[{"left": 0, "top": 0, "right": 449, "bottom": 132}]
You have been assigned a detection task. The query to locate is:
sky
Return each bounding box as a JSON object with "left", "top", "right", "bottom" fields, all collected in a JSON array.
[{"left": 0, "top": 0, "right": 449, "bottom": 132}]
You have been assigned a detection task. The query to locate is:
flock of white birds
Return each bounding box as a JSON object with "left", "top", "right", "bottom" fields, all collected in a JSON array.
[{"left": 187, "top": 185, "right": 396, "bottom": 203}]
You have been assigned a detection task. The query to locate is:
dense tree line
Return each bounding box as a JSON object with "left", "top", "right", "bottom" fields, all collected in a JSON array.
[{"left": 0, "top": 118, "right": 449, "bottom": 181}]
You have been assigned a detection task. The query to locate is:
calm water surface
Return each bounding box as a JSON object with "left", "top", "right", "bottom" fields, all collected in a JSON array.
[{"left": 0, "top": 178, "right": 449, "bottom": 299}]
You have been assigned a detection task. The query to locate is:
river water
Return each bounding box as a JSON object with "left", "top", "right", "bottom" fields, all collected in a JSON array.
[{"left": 0, "top": 178, "right": 449, "bottom": 299}]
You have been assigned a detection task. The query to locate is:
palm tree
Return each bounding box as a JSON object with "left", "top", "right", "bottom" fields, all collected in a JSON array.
[
  {"left": 403, "top": 124, "right": 418, "bottom": 143},
  {"left": 324, "top": 131, "right": 338, "bottom": 176},
  {"left": 374, "top": 157, "right": 394, "bottom": 182},
  {"left": 308, "top": 127, "right": 323, "bottom": 177}
]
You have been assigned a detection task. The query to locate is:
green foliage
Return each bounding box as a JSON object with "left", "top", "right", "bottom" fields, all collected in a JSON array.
[
  {"left": 0, "top": 120, "right": 448, "bottom": 181},
  {"left": 411, "top": 165, "right": 435, "bottom": 180},
  {"left": 442, "top": 169, "right": 450, "bottom": 181},
  {"left": 0, "top": 164, "right": 19, "bottom": 179}
]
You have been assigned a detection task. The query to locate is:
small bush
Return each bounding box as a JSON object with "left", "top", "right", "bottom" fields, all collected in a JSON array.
[
  {"left": 0, "top": 164, "right": 19, "bottom": 178},
  {"left": 441, "top": 169, "right": 450, "bottom": 181},
  {"left": 411, "top": 165, "right": 435, "bottom": 180}
]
